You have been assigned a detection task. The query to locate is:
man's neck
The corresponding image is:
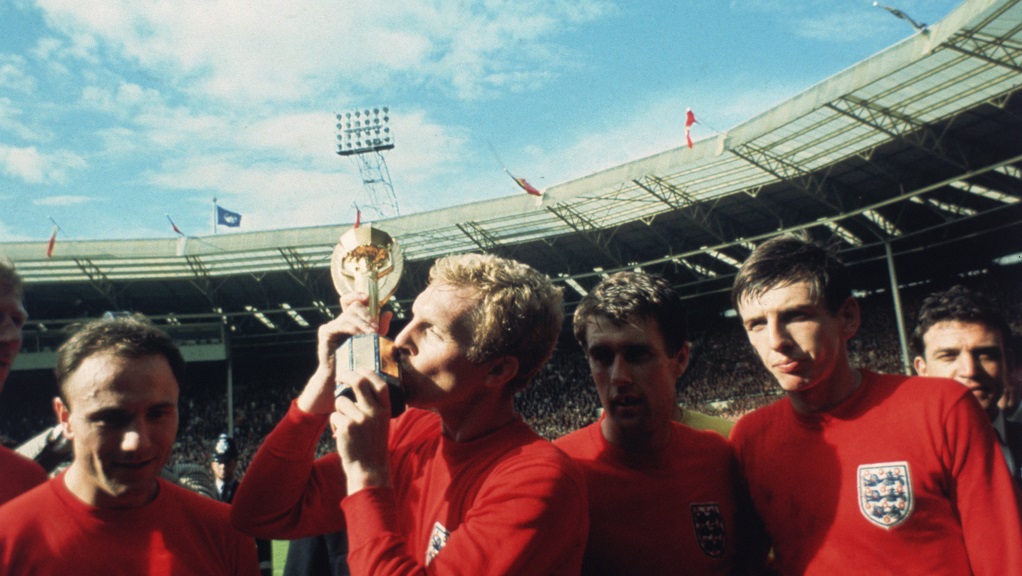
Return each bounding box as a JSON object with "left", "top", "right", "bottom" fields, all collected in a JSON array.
[
  {"left": 602, "top": 418, "right": 672, "bottom": 453},
  {"left": 63, "top": 463, "right": 158, "bottom": 509},
  {"left": 790, "top": 364, "right": 863, "bottom": 415},
  {"left": 440, "top": 397, "right": 519, "bottom": 443}
]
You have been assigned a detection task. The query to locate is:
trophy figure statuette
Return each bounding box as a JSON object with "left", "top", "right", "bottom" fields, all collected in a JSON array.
[{"left": 330, "top": 223, "right": 406, "bottom": 417}]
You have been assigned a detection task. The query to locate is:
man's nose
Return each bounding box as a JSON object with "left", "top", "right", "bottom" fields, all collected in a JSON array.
[
  {"left": 0, "top": 317, "right": 20, "bottom": 343},
  {"left": 609, "top": 356, "right": 632, "bottom": 385},
  {"left": 766, "top": 321, "right": 792, "bottom": 351},
  {"left": 392, "top": 323, "right": 414, "bottom": 355},
  {"left": 954, "top": 352, "right": 978, "bottom": 378},
  {"left": 121, "top": 422, "right": 151, "bottom": 452}
]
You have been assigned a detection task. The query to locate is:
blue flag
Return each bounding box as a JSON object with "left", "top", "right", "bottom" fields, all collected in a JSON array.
[{"left": 217, "top": 206, "right": 242, "bottom": 227}]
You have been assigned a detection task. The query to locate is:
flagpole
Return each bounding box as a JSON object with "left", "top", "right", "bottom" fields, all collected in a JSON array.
[{"left": 213, "top": 197, "right": 218, "bottom": 235}]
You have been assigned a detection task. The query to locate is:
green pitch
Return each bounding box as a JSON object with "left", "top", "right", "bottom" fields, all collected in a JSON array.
[{"left": 272, "top": 540, "right": 290, "bottom": 575}]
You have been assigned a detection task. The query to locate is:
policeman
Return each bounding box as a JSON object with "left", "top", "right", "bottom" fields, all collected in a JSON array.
[
  {"left": 211, "top": 433, "right": 273, "bottom": 575},
  {"left": 210, "top": 433, "right": 240, "bottom": 503}
]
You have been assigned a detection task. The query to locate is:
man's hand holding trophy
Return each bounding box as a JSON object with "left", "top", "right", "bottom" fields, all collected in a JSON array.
[{"left": 330, "top": 223, "right": 406, "bottom": 418}]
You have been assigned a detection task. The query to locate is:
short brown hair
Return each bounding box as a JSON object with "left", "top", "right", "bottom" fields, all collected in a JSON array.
[
  {"left": 55, "top": 314, "right": 185, "bottom": 403},
  {"left": 911, "top": 285, "right": 1012, "bottom": 356},
  {"left": 732, "top": 233, "right": 851, "bottom": 315},
  {"left": 428, "top": 253, "right": 563, "bottom": 393},
  {"left": 0, "top": 259, "right": 24, "bottom": 301},
  {"left": 573, "top": 271, "right": 688, "bottom": 356}
]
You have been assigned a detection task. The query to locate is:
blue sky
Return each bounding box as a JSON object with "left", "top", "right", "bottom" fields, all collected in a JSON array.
[{"left": 1, "top": 0, "right": 960, "bottom": 243}]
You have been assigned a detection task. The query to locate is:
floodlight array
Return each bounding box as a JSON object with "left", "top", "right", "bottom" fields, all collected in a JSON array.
[{"left": 336, "top": 107, "right": 394, "bottom": 156}]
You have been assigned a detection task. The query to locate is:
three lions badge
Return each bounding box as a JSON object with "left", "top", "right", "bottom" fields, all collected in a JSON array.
[
  {"left": 690, "top": 502, "right": 726, "bottom": 557},
  {"left": 425, "top": 522, "right": 451, "bottom": 566},
  {"left": 857, "top": 462, "right": 913, "bottom": 529}
]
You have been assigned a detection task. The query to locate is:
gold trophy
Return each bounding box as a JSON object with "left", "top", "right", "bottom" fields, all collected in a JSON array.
[{"left": 330, "top": 223, "right": 406, "bottom": 417}]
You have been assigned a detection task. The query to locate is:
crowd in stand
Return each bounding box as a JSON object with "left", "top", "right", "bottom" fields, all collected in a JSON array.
[{"left": 1, "top": 269, "right": 1019, "bottom": 473}]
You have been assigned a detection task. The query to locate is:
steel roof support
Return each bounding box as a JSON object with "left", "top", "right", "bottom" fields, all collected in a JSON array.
[
  {"left": 731, "top": 143, "right": 844, "bottom": 213},
  {"left": 278, "top": 247, "right": 332, "bottom": 320},
  {"left": 73, "top": 258, "right": 122, "bottom": 311},
  {"left": 943, "top": 31, "right": 1022, "bottom": 74},
  {"left": 185, "top": 255, "right": 223, "bottom": 310},
  {"left": 546, "top": 203, "right": 624, "bottom": 269},
  {"left": 456, "top": 221, "right": 501, "bottom": 253},
  {"left": 632, "top": 175, "right": 751, "bottom": 247},
  {"left": 826, "top": 96, "right": 969, "bottom": 170}
]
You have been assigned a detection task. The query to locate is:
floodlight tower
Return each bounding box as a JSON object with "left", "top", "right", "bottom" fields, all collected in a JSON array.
[{"left": 336, "top": 106, "right": 399, "bottom": 219}]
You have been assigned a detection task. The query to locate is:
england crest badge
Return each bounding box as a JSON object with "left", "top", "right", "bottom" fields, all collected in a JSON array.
[
  {"left": 857, "top": 462, "right": 913, "bottom": 529},
  {"left": 425, "top": 522, "right": 451, "bottom": 566},
  {"left": 690, "top": 502, "right": 726, "bottom": 558}
]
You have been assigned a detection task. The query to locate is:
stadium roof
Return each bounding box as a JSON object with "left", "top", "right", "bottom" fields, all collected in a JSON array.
[{"left": 4, "top": 0, "right": 1022, "bottom": 351}]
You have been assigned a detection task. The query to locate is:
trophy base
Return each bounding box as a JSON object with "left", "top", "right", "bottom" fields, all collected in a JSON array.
[{"left": 334, "top": 333, "right": 406, "bottom": 418}]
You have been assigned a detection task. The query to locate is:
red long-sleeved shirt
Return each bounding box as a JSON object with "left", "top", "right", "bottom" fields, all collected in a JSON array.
[
  {"left": 556, "top": 418, "right": 743, "bottom": 575},
  {"left": 232, "top": 402, "right": 589, "bottom": 575},
  {"left": 731, "top": 371, "right": 1022, "bottom": 575},
  {"left": 0, "top": 473, "right": 259, "bottom": 575},
  {"left": 0, "top": 446, "right": 46, "bottom": 507}
]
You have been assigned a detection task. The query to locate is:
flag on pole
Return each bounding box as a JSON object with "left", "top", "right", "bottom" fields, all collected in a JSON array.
[
  {"left": 46, "top": 226, "right": 58, "bottom": 258},
  {"left": 487, "top": 142, "right": 544, "bottom": 198},
  {"left": 216, "top": 206, "right": 242, "bottom": 228},
  {"left": 684, "top": 108, "right": 697, "bottom": 149},
  {"left": 505, "top": 168, "right": 543, "bottom": 197},
  {"left": 354, "top": 208, "right": 361, "bottom": 229},
  {"left": 166, "top": 214, "right": 185, "bottom": 236}
]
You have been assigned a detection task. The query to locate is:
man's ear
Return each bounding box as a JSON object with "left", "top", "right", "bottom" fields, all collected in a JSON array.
[
  {"left": 484, "top": 356, "right": 519, "bottom": 390},
  {"left": 837, "top": 297, "right": 861, "bottom": 340},
  {"left": 672, "top": 342, "right": 691, "bottom": 380},
  {"left": 54, "top": 396, "right": 74, "bottom": 440},
  {"left": 913, "top": 356, "right": 928, "bottom": 376}
]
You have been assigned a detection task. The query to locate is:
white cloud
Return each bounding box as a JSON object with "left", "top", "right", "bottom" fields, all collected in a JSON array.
[
  {"left": 143, "top": 154, "right": 362, "bottom": 228},
  {"left": 132, "top": 102, "right": 478, "bottom": 224},
  {"left": 80, "top": 81, "right": 164, "bottom": 117},
  {"left": 0, "top": 55, "right": 36, "bottom": 94},
  {"left": 796, "top": 11, "right": 889, "bottom": 42},
  {"left": 33, "top": 0, "right": 613, "bottom": 105},
  {"left": 0, "top": 98, "right": 46, "bottom": 143},
  {"left": 0, "top": 145, "right": 87, "bottom": 184},
  {"left": 386, "top": 110, "right": 469, "bottom": 179},
  {"left": 33, "top": 194, "right": 95, "bottom": 206}
]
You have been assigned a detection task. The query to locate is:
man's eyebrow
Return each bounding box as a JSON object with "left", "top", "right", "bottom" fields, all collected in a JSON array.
[{"left": 87, "top": 407, "right": 130, "bottom": 419}]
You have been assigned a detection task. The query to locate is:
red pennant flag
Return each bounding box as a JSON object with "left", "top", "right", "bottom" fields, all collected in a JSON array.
[
  {"left": 505, "top": 169, "right": 543, "bottom": 197},
  {"left": 684, "top": 108, "right": 696, "bottom": 149},
  {"left": 354, "top": 208, "right": 361, "bottom": 229},
  {"left": 166, "top": 214, "right": 184, "bottom": 236},
  {"left": 46, "top": 226, "right": 58, "bottom": 258}
]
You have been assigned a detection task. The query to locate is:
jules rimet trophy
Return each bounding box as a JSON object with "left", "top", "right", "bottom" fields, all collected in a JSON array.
[{"left": 330, "top": 223, "right": 406, "bottom": 417}]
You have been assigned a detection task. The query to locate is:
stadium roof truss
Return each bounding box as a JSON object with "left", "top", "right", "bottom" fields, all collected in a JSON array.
[{"left": 4, "top": 0, "right": 1022, "bottom": 347}]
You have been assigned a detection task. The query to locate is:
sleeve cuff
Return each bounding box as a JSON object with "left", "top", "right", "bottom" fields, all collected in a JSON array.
[{"left": 341, "top": 486, "right": 400, "bottom": 551}]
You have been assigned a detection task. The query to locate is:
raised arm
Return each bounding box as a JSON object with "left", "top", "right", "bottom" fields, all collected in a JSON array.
[{"left": 231, "top": 294, "right": 385, "bottom": 539}]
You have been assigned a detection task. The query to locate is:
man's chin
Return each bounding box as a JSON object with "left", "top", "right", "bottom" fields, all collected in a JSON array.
[{"left": 972, "top": 390, "right": 1001, "bottom": 413}]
